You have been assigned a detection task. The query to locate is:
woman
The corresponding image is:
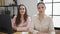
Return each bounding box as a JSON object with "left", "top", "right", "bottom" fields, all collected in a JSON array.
[
  {"left": 12, "top": 4, "right": 31, "bottom": 32},
  {"left": 29, "top": 2, "right": 55, "bottom": 34}
]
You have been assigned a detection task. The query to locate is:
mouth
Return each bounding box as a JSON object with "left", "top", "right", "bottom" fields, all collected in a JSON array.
[
  {"left": 21, "top": 11, "right": 24, "bottom": 13},
  {"left": 20, "top": 11, "right": 25, "bottom": 14},
  {"left": 40, "top": 11, "right": 42, "bottom": 13},
  {"left": 21, "top": 12, "right": 24, "bottom": 13}
]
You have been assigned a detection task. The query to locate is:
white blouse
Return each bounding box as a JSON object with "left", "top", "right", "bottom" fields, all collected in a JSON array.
[{"left": 29, "top": 15, "right": 55, "bottom": 34}]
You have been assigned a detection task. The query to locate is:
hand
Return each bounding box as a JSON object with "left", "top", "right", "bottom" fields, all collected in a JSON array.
[
  {"left": 37, "top": 32, "right": 45, "bottom": 34},
  {"left": 37, "top": 32, "right": 49, "bottom": 34},
  {"left": 37, "top": 31, "right": 42, "bottom": 34}
]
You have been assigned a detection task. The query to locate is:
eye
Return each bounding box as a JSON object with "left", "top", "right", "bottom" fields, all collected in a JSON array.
[
  {"left": 23, "top": 8, "right": 24, "bottom": 10},
  {"left": 42, "top": 7, "right": 43, "bottom": 8},
  {"left": 38, "top": 7, "right": 40, "bottom": 9}
]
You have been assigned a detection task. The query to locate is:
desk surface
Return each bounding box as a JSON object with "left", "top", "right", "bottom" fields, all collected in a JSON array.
[{"left": 54, "top": 27, "right": 60, "bottom": 30}]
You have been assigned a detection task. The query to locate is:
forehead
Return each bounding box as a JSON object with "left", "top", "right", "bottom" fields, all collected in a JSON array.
[
  {"left": 37, "top": 4, "right": 45, "bottom": 7},
  {"left": 20, "top": 6, "right": 25, "bottom": 8}
]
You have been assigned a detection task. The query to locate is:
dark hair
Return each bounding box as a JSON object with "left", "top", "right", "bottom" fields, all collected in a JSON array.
[
  {"left": 15, "top": 4, "right": 28, "bottom": 26},
  {"left": 37, "top": 2, "right": 45, "bottom": 7}
]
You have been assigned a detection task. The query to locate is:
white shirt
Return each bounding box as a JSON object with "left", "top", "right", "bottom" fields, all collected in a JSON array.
[{"left": 29, "top": 15, "right": 55, "bottom": 34}]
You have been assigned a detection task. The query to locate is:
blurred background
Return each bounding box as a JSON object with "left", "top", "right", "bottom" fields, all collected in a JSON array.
[{"left": 0, "top": 0, "right": 60, "bottom": 34}]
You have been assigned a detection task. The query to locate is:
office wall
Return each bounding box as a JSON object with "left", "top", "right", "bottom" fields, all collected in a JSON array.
[
  {"left": 0, "top": 0, "right": 41, "bottom": 17},
  {"left": 0, "top": 0, "right": 13, "bottom": 16},
  {"left": 17, "top": 0, "right": 41, "bottom": 17},
  {"left": 5, "top": 0, "right": 13, "bottom": 5}
]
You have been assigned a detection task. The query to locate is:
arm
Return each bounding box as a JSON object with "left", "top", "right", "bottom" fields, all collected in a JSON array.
[
  {"left": 29, "top": 22, "right": 38, "bottom": 34},
  {"left": 37, "top": 32, "right": 49, "bottom": 34},
  {"left": 12, "top": 16, "right": 17, "bottom": 30},
  {"left": 37, "top": 18, "right": 55, "bottom": 34},
  {"left": 29, "top": 16, "right": 50, "bottom": 34},
  {"left": 29, "top": 17, "right": 38, "bottom": 34},
  {"left": 17, "top": 17, "right": 31, "bottom": 32},
  {"left": 49, "top": 18, "right": 55, "bottom": 34}
]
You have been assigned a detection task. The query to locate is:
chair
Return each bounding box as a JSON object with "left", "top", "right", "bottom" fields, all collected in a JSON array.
[{"left": 0, "top": 14, "right": 13, "bottom": 34}]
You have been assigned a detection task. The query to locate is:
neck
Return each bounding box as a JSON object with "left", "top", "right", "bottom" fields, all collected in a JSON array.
[
  {"left": 39, "top": 13, "right": 44, "bottom": 18},
  {"left": 38, "top": 13, "right": 45, "bottom": 22},
  {"left": 21, "top": 15, "right": 24, "bottom": 18},
  {"left": 20, "top": 15, "right": 24, "bottom": 23}
]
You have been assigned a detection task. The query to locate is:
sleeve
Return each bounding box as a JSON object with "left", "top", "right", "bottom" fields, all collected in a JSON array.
[
  {"left": 49, "top": 18, "right": 56, "bottom": 34},
  {"left": 12, "top": 16, "right": 17, "bottom": 30},
  {"left": 29, "top": 17, "right": 38, "bottom": 34}
]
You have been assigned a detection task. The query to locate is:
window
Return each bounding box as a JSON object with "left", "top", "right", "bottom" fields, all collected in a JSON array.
[
  {"left": 53, "top": 16, "right": 60, "bottom": 27},
  {"left": 44, "top": 0, "right": 52, "bottom": 3},
  {"left": 43, "top": 0, "right": 60, "bottom": 27},
  {"left": 53, "top": 3, "right": 60, "bottom": 15},
  {"left": 53, "top": 0, "right": 60, "bottom": 2},
  {"left": 45, "top": 4, "right": 52, "bottom": 16}
]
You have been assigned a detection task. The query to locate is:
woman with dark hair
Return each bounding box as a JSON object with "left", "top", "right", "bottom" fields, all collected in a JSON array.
[
  {"left": 12, "top": 4, "right": 31, "bottom": 32},
  {"left": 29, "top": 2, "right": 55, "bottom": 34}
]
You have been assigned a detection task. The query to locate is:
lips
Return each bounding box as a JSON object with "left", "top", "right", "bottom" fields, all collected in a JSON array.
[
  {"left": 21, "top": 11, "right": 24, "bottom": 13},
  {"left": 40, "top": 11, "right": 42, "bottom": 13}
]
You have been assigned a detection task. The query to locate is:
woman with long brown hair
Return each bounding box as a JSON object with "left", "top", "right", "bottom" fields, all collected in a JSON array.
[{"left": 12, "top": 4, "right": 31, "bottom": 32}]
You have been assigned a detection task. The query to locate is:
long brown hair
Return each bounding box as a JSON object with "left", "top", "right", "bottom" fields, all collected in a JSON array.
[{"left": 15, "top": 4, "right": 28, "bottom": 26}]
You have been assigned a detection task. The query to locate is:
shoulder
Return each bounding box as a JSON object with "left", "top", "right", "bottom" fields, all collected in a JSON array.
[
  {"left": 12, "top": 16, "right": 17, "bottom": 21},
  {"left": 13, "top": 16, "right": 17, "bottom": 18},
  {"left": 28, "top": 16, "right": 31, "bottom": 19},
  {"left": 27, "top": 16, "right": 31, "bottom": 21},
  {"left": 45, "top": 15, "right": 53, "bottom": 24},
  {"left": 11, "top": 16, "right": 17, "bottom": 23},
  {"left": 45, "top": 15, "right": 52, "bottom": 20},
  {"left": 13, "top": 16, "right": 17, "bottom": 19}
]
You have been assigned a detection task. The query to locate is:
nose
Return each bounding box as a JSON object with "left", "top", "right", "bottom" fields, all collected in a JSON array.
[
  {"left": 39, "top": 8, "right": 42, "bottom": 11},
  {"left": 20, "top": 9, "right": 24, "bottom": 11},
  {"left": 40, "top": 8, "right": 43, "bottom": 11}
]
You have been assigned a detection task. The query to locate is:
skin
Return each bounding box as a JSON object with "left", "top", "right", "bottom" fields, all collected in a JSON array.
[
  {"left": 37, "top": 4, "right": 49, "bottom": 34},
  {"left": 19, "top": 6, "right": 25, "bottom": 24},
  {"left": 17, "top": 6, "right": 28, "bottom": 32},
  {"left": 12, "top": 5, "right": 29, "bottom": 32},
  {"left": 19, "top": 6, "right": 25, "bottom": 15},
  {"left": 37, "top": 4, "right": 45, "bottom": 22}
]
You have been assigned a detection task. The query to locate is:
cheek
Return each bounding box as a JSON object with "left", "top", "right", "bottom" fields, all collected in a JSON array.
[
  {"left": 38, "top": 9, "right": 40, "bottom": 11},
  {"left": 38, "top": 9, "right": 41, "bottom": 12},
  {"left": 19, "top": 10, "right": 21, "bottom": 13},
  {"left": 43, "top": 9, "right": 45, "bottom": 12},
  {"left": 24, "top": 10, "right": 25, "bottom": 12},
  {"left": 38, "top": 10, "right": 40, "bottom": 13},
  {"left": 23, "top": 10, "right": 25, "bottom": 13}
]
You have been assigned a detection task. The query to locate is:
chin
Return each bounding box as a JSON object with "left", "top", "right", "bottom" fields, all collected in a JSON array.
[
  {"left": 21, "top": 13, "right": 24, "bottom": 15},
  {"left": 40, "top": 13, "right": 43, "bottom": 14}
]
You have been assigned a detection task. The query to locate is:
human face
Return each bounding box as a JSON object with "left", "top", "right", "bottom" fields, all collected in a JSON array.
[
  {"left": 37, "top": 4, "right": 45, "bottom": 15},
  {"left": 19, "top": 6, "right": 25, "bottom": 15}
]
